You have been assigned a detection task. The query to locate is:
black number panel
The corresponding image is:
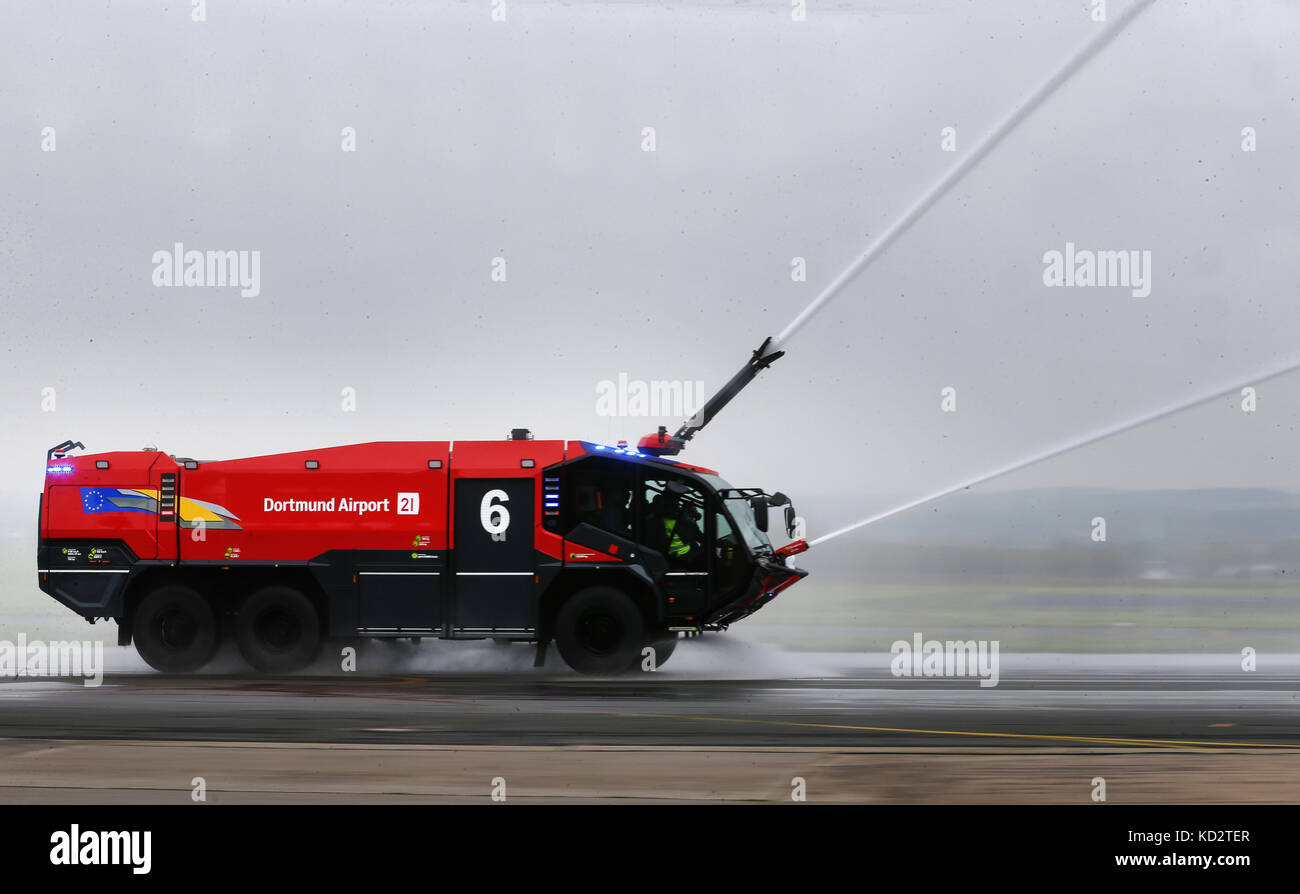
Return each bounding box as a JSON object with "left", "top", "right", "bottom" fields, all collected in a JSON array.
[{"left": 452, "top": 477, "right": 535, "bottom": 633}]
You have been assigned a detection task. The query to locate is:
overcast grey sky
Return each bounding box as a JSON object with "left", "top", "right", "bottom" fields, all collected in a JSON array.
[{"left": 3, "top": 0, "right": 1299, "bottom": 541}]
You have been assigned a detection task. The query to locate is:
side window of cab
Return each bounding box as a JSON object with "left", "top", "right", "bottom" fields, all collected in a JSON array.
[
  {"left": 639, "top": 473, "right": 708, "bottom": 571},
  {"left": 564, "top": 457, "right": 635, "bottom": 540}
]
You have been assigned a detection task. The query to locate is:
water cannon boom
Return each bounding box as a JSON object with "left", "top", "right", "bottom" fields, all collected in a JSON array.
[{"left": 638, "top": 337, "right": 784, "bottom": 456}]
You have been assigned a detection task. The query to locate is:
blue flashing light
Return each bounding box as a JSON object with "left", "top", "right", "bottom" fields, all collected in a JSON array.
[
  {"left": 601, "top": 445, "right": 647, "bottom": 458},
  {"left": 46, "top": 465, "right": 74, "bottom": 473},
  {"left": 582, "top": 440, "right": 655, "bottom": 460}
]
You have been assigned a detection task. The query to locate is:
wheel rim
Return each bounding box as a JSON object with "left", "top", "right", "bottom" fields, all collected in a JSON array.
[
  {"left": 154, "top": 606, "right": 198, "bottom": 652},
  {"left": 576, "top": 609, "right": 624, "bottom": 656},
  {"left": 255, "top": 607, "right": 302, "bottom": 653}
]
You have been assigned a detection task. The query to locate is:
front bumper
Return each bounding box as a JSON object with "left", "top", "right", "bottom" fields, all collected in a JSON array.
[{"left": 705, "top": 554, "right": 808, "bottom": 628}]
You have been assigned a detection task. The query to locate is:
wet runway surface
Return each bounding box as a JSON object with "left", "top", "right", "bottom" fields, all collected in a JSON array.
[{"left": 2, "top": 654, "right": 1297, "bottom": 750}]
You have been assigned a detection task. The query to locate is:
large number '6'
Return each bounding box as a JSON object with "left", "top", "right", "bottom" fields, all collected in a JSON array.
[{"left": 480, "top": 489, "right": 511, "bottom": 541}]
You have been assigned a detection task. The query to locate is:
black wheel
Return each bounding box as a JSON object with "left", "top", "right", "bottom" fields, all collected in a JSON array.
[
  {"left": 644, "top": 632, "right": 678, "bottom": 669},
  {"left": 236, "top": 585, "right": 322, "bottom": 673},
  {"left": 554, "top": 586, "right": 646, "bottom": 675},
  {"left": 133, "top": 584, "right": 218, "bottom": 673}
]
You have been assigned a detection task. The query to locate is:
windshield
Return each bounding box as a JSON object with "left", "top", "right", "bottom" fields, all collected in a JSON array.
[{"left": 699, "top": 474, "right": 772, "bottom": 553}]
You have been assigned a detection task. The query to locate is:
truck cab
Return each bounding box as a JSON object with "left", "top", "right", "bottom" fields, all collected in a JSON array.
[{"left": 551, "top": 446, "right": 806, "bottom": 642}]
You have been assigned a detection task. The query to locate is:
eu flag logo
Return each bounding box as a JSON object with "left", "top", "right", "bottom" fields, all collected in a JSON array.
[{"left": 80, "top": 488, "right": 156, "bottom": 515}]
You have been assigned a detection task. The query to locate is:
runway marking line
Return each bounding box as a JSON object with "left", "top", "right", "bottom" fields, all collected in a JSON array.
[{"left": 593, "top": 711, "right": 1300, "bottom": 752}]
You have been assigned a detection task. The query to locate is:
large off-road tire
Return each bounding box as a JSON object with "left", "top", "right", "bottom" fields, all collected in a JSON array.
[
  {"left": 133, "top": 584, "right": 218, "bottom": 673},
  {"left": 236, "top": 585, "right": 322, "bottom": 673},
  {"left": 554, "top": 586, "right": 646, "bottom": 675}
]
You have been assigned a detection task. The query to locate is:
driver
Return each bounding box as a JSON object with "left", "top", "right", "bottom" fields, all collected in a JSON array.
[{"left": 651, "top": 488, "right": 702, "bottom": 564}]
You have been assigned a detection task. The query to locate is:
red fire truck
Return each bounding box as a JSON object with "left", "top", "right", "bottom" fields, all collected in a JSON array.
[{"left": 37, "top": 340, "right": 808, "bottom": 674}]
